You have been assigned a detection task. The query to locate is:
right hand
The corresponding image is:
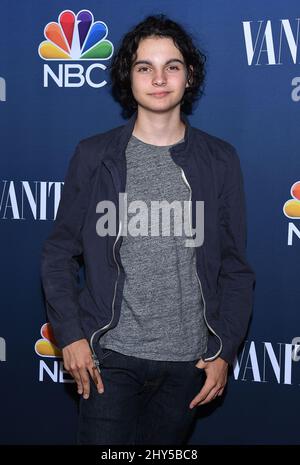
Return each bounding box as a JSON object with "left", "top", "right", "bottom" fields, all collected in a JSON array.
[{"left": 62, "top": 338, "right": 104, "bottom": 399}]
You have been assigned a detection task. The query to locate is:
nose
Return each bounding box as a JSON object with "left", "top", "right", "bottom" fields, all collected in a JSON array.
[{"left": 152, "top": 69, "right": 167, "bottom": 86}]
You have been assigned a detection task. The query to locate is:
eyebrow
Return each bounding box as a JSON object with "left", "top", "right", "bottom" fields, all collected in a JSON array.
[{"left": 132, "top": 58, "right": 185, "bottom": 67}]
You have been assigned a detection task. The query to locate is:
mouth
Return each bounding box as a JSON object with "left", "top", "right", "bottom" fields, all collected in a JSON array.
[{"left": 149, "top": 91, "right": 170, "bottom": 98}]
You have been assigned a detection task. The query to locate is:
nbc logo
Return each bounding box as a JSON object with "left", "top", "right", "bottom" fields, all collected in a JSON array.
[
  {"left": 35, "top": 323, "right": 74, "bottom": 383},
  {"left": 283, "top": 181, "right": 300, "bottom": 245},
  {"left": 38, "top": 9, "right": 114, "bottom": 88}
]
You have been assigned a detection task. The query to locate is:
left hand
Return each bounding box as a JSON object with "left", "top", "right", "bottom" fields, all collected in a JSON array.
[{"left": 189, "top": 356, "right": 229, "bottom": 409}]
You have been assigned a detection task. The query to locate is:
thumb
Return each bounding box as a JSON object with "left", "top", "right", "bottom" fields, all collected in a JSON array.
[{"left": 196, "top": 358, "right": 208, "bottom": 370}]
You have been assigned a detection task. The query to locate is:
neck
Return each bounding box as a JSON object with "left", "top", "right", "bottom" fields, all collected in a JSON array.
[{"left": 132, "top": 107, "right": 186, "bottom": 146}]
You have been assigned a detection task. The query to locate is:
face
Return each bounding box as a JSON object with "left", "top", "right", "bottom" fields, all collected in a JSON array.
[{"left": 130, "top": 36, "right": 191, "bottom": 113}]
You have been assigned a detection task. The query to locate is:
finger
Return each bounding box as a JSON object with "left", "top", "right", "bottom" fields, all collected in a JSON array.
[
  {"left": 71, "top": 370, "right": 84, "bottom": 394},
  {"left": 64, "top": 364, "right": 75, "bottom": 380},
  {"left": 86, "top": 358, "right": 103, "bottom": 388},
  {"left": 189, "top": 380, "right": 216, "bottom": 408},
  {"left": 66, "top": 366, "right": 80, "bottom": 387},
  {"left": 196, "top": 361, "right": 208, "bottom": 370},
  {"left": 79, "top": 368, "right": 91, "bottom": 399},
  {"left": 88, "top": 364, "right": 104, "bottom": 394},
  {"left": 198, "top": 387, "right": 220, "bottom": 406}
]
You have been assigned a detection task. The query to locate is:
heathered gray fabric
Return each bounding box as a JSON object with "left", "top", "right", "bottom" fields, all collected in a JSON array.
[{"left": 100, "top": 134, "right": 208, "bottom": 361}]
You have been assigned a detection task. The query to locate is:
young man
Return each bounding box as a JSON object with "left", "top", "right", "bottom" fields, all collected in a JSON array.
[{"left": 41, "top": 15, "right": 255, "bottom": 445}]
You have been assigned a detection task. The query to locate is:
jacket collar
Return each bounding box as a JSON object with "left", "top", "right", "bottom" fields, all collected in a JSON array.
[{"left": 114, "top": 110, "right": 193, "bottom": 163}]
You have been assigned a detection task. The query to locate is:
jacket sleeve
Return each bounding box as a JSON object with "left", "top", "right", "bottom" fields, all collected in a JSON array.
[
  {"left": 40, "top": 141, "right": 90, "bottom": 350},
  {"left": 217, "top": 146, "right": 256, "bottom": 366}
]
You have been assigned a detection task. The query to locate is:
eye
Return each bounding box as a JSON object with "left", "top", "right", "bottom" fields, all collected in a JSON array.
[
  {"left": 168, "top": 65, "right": 180, "bottom": 71},
  {"left": 137, "top": 66, "right": 151, "bottom": 72}
]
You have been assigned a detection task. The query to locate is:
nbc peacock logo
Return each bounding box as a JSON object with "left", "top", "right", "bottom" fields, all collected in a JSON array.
[
  {"left": 283, "top": 181, "right": 300, "bottom": 246},
  {"left": 38, "top": 9, "right": 113, "bottom": 61},
  {"left": 283, "top": 181, "right": 300, "bottom": 219},
  {"left": 35, "top": 322, "right": 62, "bottom": 358},
  {"left": 38, "top": 9, "right": 114, "bottom": 88},
  {"left": 35, "top": 323, "right": 74, "bottom": 383}
]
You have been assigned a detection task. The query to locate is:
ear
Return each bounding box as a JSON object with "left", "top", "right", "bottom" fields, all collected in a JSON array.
[{"left": 185, "top": 65, "right": 194, "bottom": 88}]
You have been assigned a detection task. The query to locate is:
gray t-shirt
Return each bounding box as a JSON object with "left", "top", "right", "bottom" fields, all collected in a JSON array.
[{"left": 100, "top": 134, "right": 208, "bottom": 361}]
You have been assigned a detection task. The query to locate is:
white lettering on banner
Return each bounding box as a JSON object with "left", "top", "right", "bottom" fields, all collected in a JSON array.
[
  {"left": 287, "top": 222, "right": 300, "bottom": 245},
  {"left": 39, "top": 360, "right": 75, "bottom": 383},
  {"left": 0, "top": 337, "right": 6, "bottom": 362},
  {"left": 242, "top": 19, "right": 300, "bottom": 65},
  {"left": 233, "top": 340, "right": 300, "bottom": 385},
  {"left": 0, "top": 77, "right": 6, "bottom": 102},
  {"left": 36, "top": 340, "right": 300, "bottom": 385},
  {"left": 43, "top": 64, "right": 107, "bottom": 88},
  {"left": 243, "top": 19, "right": 300, "bottom": 102},
  {"left": 243, "top": 20, "right": 276, "bottom": 66},
  {"left": 0, "top": 180, "right": 63, "bottom": 220}
]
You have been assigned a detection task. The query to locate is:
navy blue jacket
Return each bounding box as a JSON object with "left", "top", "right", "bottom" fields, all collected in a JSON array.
[{"left": 41, "top": 111, "right": 255, "bottom": 367}]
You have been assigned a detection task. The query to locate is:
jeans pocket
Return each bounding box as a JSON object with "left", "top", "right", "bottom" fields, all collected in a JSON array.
[
  {"left": 95, "top": 346, "right": 114, "bottom": 366},
  {"left": 102, "top": 348, "right": 114, "bottom": 360}
]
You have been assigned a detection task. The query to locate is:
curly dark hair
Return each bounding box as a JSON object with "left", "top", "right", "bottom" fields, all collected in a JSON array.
[{"left": 108, "top": 14, "right": 207, "bottom": 118}]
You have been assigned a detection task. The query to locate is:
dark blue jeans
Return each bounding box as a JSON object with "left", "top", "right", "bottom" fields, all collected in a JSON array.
[{"left": 77, "top": 345, "right": 206, "bottom": 445}]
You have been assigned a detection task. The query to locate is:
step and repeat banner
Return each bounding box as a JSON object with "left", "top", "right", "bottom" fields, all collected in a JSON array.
[{"left": 0, "top": 0, "right": 299, "bottom": 445}]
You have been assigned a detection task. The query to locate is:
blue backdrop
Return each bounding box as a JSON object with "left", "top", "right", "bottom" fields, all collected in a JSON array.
[{"left": 1, "top": 0, "right": 299, "bottom": 445}]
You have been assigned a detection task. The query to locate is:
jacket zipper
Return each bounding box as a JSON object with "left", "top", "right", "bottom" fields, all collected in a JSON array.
[
  {"left": 180, "top": 166, "right": 223, "bottom": 361},
  {"left": 90, "top": 211, "right": 123, "bottom": 372}
]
